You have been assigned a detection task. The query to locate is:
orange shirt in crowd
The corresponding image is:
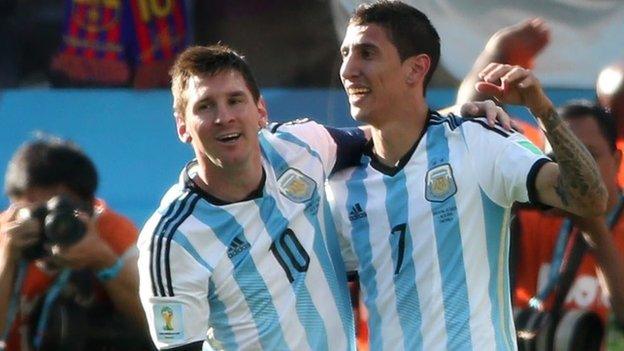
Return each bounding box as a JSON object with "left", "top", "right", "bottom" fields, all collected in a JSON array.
[
  {"left": 514, "top": 208, "right": 624, "bottom": 324},
  {"left": 2, "top": 200, "right": 137, "bottom": 351}
]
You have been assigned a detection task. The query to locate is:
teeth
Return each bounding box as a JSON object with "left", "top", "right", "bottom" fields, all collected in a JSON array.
[
  {"left": 348, "top": 87, "right": 370, "bottom": 95},
  {"left": 218, "top": 133, "right": 241, "bottom": 141}
]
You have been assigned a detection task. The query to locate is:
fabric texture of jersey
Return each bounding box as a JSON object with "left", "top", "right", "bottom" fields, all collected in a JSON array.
[
  {"left": 138, "top": 121, "right": 358, "bottom": 350},
  {"left": 1, "top": 199, "right": 138, "bottom": 351},
  {"left": 514, "top": 208, "right": 624, "bottom": 324},
  {"left": 327, "top": 112, "right": 549, "bottom": 351}
]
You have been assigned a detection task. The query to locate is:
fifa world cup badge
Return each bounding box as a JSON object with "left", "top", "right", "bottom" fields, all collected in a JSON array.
[
  {"left": 154, "top": 303, "right": 184, "bottom": 341},
  {"left": 425, "top": 164, "right": 457, "bottom": 202}
]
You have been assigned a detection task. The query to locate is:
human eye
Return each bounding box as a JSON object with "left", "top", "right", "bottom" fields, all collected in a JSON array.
[{"left": 340, "top": 47, "right": 349, "bottom": 59}]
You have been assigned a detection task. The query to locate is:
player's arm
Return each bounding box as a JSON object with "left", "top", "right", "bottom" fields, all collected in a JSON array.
[
  {"left": 50, "top": 214, "right": 147, "bottom": 329},
  {"left": 137, "top": 220, "right": 211, "bottom": 350},
  {"left": 477, "top": 64, "right": 607, "bottom": 216}
]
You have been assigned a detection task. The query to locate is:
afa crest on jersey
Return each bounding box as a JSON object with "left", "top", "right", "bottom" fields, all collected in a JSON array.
[
  {"left": 277, "top": 168, "right": 317, "bottom": 203},
  {"left": 425, "top": 163, "right": 457, "bottom": 202}
]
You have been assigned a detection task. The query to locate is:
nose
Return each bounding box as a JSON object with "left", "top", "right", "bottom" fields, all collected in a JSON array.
[
  {"left": 214, "top": 105, "right": 236, "bottom": 125},
  {"left": 340, "top": 52, "right": 358, "bottom": 83}
]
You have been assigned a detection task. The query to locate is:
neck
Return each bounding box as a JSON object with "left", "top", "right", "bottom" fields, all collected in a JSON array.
[
  {"left": 370, "top": 100, "right": 429, "bottom": 166},
  {"left": 194, "top": 156, "right": 264, "bottom": 203}
]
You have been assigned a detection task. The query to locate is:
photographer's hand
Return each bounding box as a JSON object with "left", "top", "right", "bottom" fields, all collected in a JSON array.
[
  {"left": 1, "top": 205, "right": 42, "bottom": 263},
  {"left": 0, "top": 205, "right": 39, "bottom": 336},
  {"left": 50, "top": 213, "right": 147, "bottom": 330},
  {"left": 50, "top": 214, "right": 117, "bottom": 270}
]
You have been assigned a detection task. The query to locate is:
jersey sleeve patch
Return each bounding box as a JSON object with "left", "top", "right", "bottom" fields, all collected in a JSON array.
[
  {"left": 153, "top": 302, "right": 185, "bottom": 342},
  {"left": 517, "top": 140, "right": 545, "bottom": 156}
]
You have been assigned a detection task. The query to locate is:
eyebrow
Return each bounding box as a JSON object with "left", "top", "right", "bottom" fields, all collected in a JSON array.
[{"left": 341, "top": 42, "right": 379, "bottom": 54}]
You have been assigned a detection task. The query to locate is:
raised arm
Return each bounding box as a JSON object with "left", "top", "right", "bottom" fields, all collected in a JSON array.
[
  {"left": 456, "top": 18, "right": 550, "bottom": 105},
  {"left": 477, "top": 64, "right": 607, "bottom": 217}
]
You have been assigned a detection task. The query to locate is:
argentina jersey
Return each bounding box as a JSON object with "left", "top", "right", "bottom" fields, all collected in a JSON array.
[
  {"left": 138, "top": 121, "right": 360, "bottom": 350},
  {"left": 327, "top": 111, "right": 550, "bottom": 351}
]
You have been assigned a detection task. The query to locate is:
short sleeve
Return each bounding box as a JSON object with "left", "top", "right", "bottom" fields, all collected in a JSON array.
[
  {"left": 462, "top": 118, "right": 550, "bottom": 207},
  {"left": 268, "top": 119, "right": 366, "bottom": 176},
  {"left": 137, "top": 219, "right": 211, "bottom": 350}
]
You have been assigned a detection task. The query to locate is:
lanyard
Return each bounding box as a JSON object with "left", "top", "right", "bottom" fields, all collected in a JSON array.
[
  {"left": 529, "top": 194, "right": 624, "bottom": 310},
  {"left": 1, "top": 260, "right": 28, "bottom": 343},
  {"left": 32, "top": 268, "right": 71, "bottom": 350}
]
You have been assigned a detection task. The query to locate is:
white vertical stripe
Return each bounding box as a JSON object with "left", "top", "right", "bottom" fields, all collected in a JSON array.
[
  {"left": 362, "top": 169, "right": 405, "bottom": 351},
  {"left": 449, "top": 135, "right": 497, "bottom": 350}
]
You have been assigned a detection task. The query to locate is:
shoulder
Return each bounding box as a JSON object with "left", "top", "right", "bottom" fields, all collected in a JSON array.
[{"left": 95, "top": 199, "right": 138, "bottom": 254}]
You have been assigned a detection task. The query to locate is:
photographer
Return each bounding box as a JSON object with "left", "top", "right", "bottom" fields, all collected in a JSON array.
[
  {"left": 0, "top": 138, "right": 147, "bottom": 350},
  {"left": 514, "top": 101, "right": 624, "bottom": 349}
]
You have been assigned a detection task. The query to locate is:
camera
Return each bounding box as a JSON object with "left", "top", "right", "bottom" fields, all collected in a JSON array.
[
  {"left": 515, "top": 307, "right": 604, "bottom": 351},
  {"left": 21, "top": 195, "right": 88, "bottom": 260}
]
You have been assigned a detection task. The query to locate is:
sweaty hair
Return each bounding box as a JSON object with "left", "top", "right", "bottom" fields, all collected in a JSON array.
[
  {"left": 558, "top": 100, "right": 617, "bottom": 151},
  {"left": 350, "top": 0, "right": 440, "bottom": 90},
  {"left": 4, "top": 137, "right": 98, "bottom": 202},
  {"left": 170, "top": 44, "right": 260, "bottom": 119}
]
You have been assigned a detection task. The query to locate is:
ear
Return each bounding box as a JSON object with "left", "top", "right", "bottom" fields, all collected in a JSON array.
[
  {"left": 404, "top": 53, "right": 431, "bottom": 86},
  {"left": 257, "top": 97, "right": 269, "bottom": 129},
  {"left": 175, "top": 112, "right": 191, "bottom": 143}
]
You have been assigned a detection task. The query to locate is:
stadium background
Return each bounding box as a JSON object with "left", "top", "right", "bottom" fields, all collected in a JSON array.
[{"left": 0, "top": 0, "right": 621, "bottom": 228}]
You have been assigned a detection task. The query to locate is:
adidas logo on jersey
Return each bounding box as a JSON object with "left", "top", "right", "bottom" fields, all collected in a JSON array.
[
  {"left": 227, "top": 236, "right": 251, "bottom": 259},
  {"left": 348, "top": 203, "right": 367, "bottom": 221}
]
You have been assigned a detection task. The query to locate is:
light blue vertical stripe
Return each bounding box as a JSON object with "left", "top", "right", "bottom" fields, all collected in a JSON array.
[
  {"left": 480, "top": 190, "right": 514, "bottom": 350},
  {"left": 197, "top": 205, "right": 290, "bottom": 350},
  {"left": 260, "top": 136, "right": 333, "bottom": 351},
  {"left": 257, "top": 196, "right": 329, "bottom": 351},
  {"left": 207, "top": 279, "right": 239, "bottom": 349},
  {"left": 425, "top": 124, "right": 474, "bottom": 350},
  {"left": 346, "top": 165, "right": 384, "bottom": 351},
  {"left": 383, "top": 172, "right": 423, "bottom": 351}
]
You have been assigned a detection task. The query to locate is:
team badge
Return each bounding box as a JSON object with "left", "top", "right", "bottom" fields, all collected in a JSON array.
[
  {"left": 425, "top": 164, "right": 457, "bottom": 202},
  {"left": 153, "top": 303, "right": 184, "bottom": 341},
  {"left": 277, "top": 168, "right": 317, "bottom": 203}
]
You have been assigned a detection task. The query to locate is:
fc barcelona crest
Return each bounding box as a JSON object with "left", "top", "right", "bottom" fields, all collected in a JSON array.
[
  {"left": 425, "top": 164, "right": 457, "bottom": 202},
  {"left": 277, "top": 168, "right": 317, "bottom": 203}
]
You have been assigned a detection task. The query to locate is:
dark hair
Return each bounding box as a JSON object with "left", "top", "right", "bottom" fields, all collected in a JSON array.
[
  {"left": 350, "top": 0, "right": 440, "bottom": 90},
  {"left": 4, "top": 137, "right": 98, "bottom": 201},
  {"left": 558, "top": 100, "right": 617, "bottom": 151},
  {"left": 170, "top": 44, "right": 260, "bottom": 118}
]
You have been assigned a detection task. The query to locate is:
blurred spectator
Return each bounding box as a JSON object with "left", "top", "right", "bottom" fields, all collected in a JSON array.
[
  {"left": 513, "top": 101, "right": 624, "bottom": 347},
  {"left": 0, "top": 137, "right": 150, "bottom": 350},
  {"left": 0, "top": 0, "right": 64, "bottom": 88},
  {"left": 50, "top": 0, "right": 189, "bottom": 88},
  {"left": 596, "top": 61, "right": 624, "bottom": 187}
]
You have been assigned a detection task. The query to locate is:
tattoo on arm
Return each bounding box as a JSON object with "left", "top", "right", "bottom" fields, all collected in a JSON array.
[{"left": 539, "top": 107, "right": 605, "bottom": 213}]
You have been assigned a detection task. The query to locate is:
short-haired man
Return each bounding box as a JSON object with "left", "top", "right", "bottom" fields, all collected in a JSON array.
[
  {"left": 327, "top": 1, "right": 606, "bottom": 350},
  {"left": 0, "top": 138, "right": 145, "bottom": 351},
  {"left": 137, "top": 44, "right": 364, "bottom": 351}
]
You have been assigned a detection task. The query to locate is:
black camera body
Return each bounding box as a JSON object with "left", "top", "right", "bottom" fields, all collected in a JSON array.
[{"left": 22, "top": 195, "right": 88, "bottom": 260}]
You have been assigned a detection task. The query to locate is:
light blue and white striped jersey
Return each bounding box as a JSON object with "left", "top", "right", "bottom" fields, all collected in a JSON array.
[
  {"left": 138, "top": 121, "right": 361, "bottom": 350},
  {"left": 327, "top": 112, "right": 550, "bottom": 351}
]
